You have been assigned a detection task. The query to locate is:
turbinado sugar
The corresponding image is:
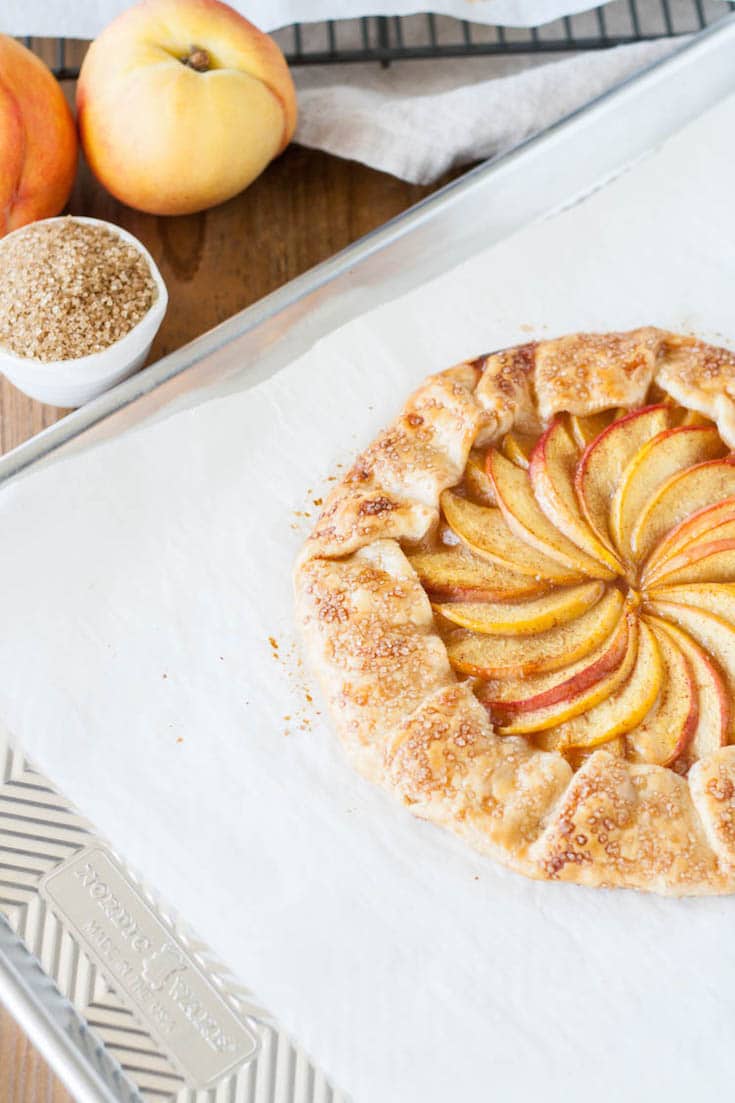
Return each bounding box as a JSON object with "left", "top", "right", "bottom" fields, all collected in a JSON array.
[{"left": 0, "top": 218, "right": 157, "bottom": 362}]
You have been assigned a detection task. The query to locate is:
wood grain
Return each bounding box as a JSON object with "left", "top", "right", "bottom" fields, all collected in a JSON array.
[{"left": 0, "top": 101, "right": 454, "bottom": 1100}]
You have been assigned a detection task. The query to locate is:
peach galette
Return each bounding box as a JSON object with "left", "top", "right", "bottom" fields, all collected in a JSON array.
[{"left": 295, "top": 328, "right": 735, "bottom": 895}]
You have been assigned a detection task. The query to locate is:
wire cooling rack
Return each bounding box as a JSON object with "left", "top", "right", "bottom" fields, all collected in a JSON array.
[{"left": 24, "top": 0, "right": 735, "bottom": 77}]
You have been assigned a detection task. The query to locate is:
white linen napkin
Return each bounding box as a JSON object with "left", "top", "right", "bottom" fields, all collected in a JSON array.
[{"left": 293, "top": 37, "right": 679, "bottom": 182}]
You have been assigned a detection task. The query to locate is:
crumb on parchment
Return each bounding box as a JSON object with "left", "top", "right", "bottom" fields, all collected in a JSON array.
[{"left": 269, "top": 635, "right": 321, "bottom": 736}]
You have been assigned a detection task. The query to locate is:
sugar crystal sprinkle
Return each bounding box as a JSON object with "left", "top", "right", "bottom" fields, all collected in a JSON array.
[{"left": 0, "top": 218, "right": 157, "bottom": 362}]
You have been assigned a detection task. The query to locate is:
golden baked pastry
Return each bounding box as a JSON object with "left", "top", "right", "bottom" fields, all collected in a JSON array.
[{"left": 295, "top": 328, "right": 735, "bottom": 895}]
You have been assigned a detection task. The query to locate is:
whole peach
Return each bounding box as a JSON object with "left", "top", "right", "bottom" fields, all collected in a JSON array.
[
  {"left": 0, "top": 37, "right": 78, "bottom": 236},
  {"left": 77, "top": 0, "right": 298, "bottom": 216}
]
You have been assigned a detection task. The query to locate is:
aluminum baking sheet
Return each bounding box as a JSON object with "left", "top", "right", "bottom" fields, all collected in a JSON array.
[{"left": 1, "top": 16, "right": 734, "bottom": 1102}]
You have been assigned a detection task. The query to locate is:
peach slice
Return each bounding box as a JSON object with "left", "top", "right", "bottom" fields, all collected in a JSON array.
[
  {"left": 645, "top": 616, "right": 728, "bottom": 769},
  {"left": 487, "top": 449, "right": 615, "bottom": 579},
  {"left": 679, "top": 409, "right": 713, "bottom": 428},
  {"left": 478, "top": 609, "right": 631, "bottom": 713},
  {"left": 568, "top": 409, "right": 619, "bottom": 449},
  {"left": 407, "top": 545, "right": 545, "bottom": 602},
  {"left": 642, "top": 496, "right": 735, "bottom": 583},
  {"left": 464, "top": 451, "right": 496, "bottom": 506},
  {"left": 691, "top": 517, "right": 735, "bottom": 546},
  {"left": 564, "top": 738, "right": 625, "bottom": 771},
  {"left": 624, "top": 619, "right": 698, "bottom": 766},
  {"left": 648, "top": 538, "right": 735, "bottom": 588},
  {"left": 496, "top": 615, "right": 637, "bottom": 734},
  {"left": 645, "top": 519, "right": 735, "bottom": 585},
  {"left": 440, "top": 491, "right": 584, "bottom": 583},
  {"left": 659, "top": 396, "right": 711, "bottom": 427},
  {"left": 529, "top": 420, "right": 623, "bottom": 574},
  {"left": 575, "top": 404, "right": 671, "bottom": 549},
  {"left": 647, "top": 600, "right": 735, "bottom": 738},
  {"left": 609, "top": 425, "right": 726, "bottom": 558},
  {"left": 501, "top": 431, "right": 536, "bottom": 469},
  {"left": 535, "top": 618, "right": 662, "bottom": 752},
  {"left": 445, "top": 587, "right": 623, "bottom": 678},
  {"left": 630, "top": 457, "right": 735, "bottom": 563},
  {"left": 436, "top": 580, "right": 604, "bottom": 636},
  {"left": 649, "top": 581, "right": 735, "bottom": 624}
]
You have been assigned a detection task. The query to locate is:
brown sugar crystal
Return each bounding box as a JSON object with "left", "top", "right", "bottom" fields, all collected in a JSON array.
[{"left": 0, "top": 218, "right": 157, "bottom": 361}]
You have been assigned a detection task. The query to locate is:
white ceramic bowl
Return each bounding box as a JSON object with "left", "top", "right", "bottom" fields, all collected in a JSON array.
[{"left": 0, "top": 216, "right": 168, "bottom": 408}]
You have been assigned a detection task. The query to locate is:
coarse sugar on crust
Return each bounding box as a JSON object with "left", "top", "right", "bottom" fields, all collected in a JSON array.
[
  {"left": 385, "top": 683, "right": 572, "bottom": 874},
  {"left": 295, "top": 328, "right": 735, "bottom": 895},
  {"left": 529, "top": 750, "right": 725, "bottom": 893}
]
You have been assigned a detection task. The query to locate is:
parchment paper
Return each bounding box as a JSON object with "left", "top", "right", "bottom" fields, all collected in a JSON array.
[{"left": 2, "top": 93, "right": 735, "bottom": 1103}]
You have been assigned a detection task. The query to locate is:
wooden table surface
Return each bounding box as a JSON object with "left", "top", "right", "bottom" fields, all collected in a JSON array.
[{"left": 0, "top": 112, "right": 454, "bottom": 1100}]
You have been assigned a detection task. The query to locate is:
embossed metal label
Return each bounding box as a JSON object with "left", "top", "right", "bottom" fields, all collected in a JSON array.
[{"left": 41, "top": 846, "right": 259, "bottom": 1089}]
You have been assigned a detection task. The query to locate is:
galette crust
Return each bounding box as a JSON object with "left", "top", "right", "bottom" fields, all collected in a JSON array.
[{"left": 295, "top": 328, "right": 735, "bottom": 895}]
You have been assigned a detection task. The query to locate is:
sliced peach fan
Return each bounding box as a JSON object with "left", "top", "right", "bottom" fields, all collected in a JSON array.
[
  {"left": 295, "top": 328, "right": 735, "bottom": 895},
  {"left": 429, "top": 403, "right": 735, "bottom": 774}
]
